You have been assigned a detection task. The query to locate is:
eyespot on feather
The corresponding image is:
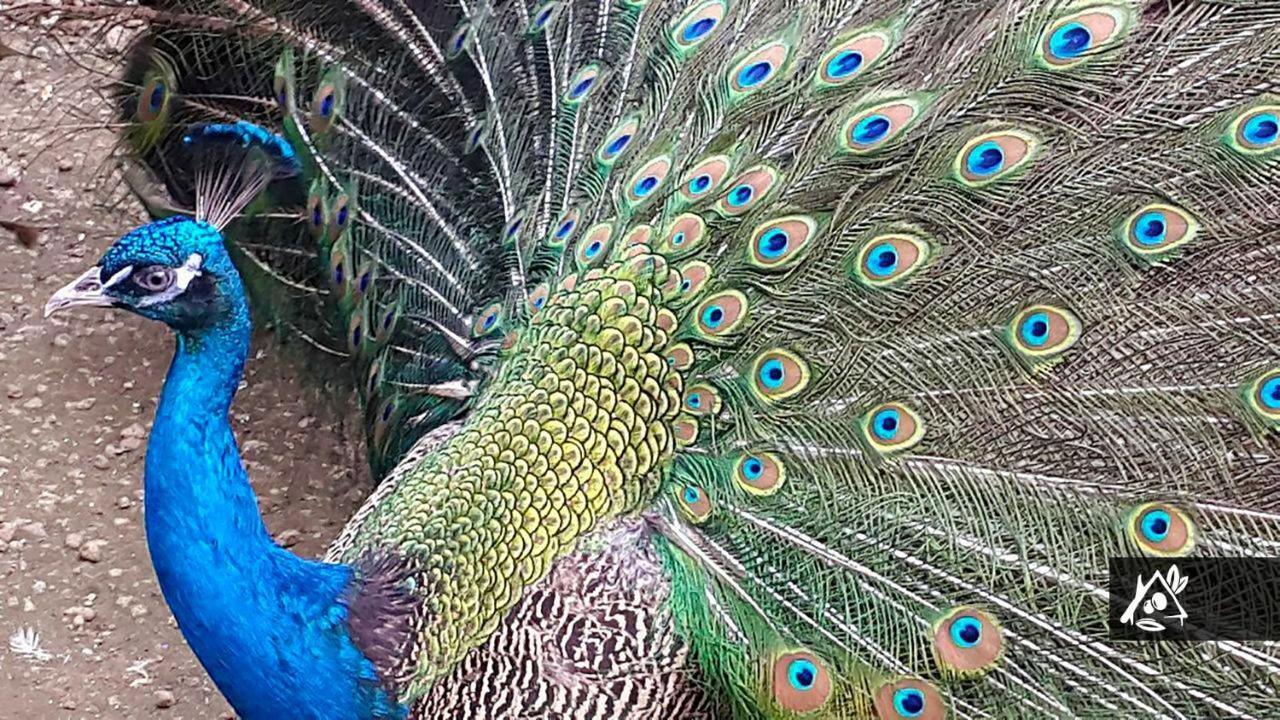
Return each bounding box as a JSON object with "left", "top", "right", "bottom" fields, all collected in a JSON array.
[
  {"left": 550, "top": 209, "right": 580, "bottom": 247},
  {"left": 328, "top": 240, "right": 351, "bottom": 295},
  {"left": 678, "top": 155, "right": 732, "bottom": 202},
  {"left": 932, "top": 607, "right": 1003, "bottom": 676},
  {"left": 306, "top": 191, "right": 328, "bottom": 239},
  {"left": 677, "top": 484, "right": 712, "bottom": 523},
  {"left": 1117, "top": 203, "right": 1198, "bottom": 260},
  {"left": 954, "top": 130, "right": 1038, "bottom": 186},
  {"left": 729, "top": 42, "right": 790, "bottom": 97},
  {"left": 1006, "top": 304, "right": 1081, "bottom": 359},
  {"left": 1126, "top": 502, "right": 1196, "bottom": 557},
  {"left": 373, "top": 302, "right": 399, "bottom": 343},
  {"left": 854, "top": 233, "right": 930, "bottom": 287},
  {"left": 693, "top": 290, "right": 748, "bottom": 338},
  {"left": 598, "top": 115, "right": 640, "bottom": 166},
  {"left": 670, "top": 0, "right": 726, "bottom": 56},
  {"left": 1244, "top": 369, "right": 1280, "bottom": 427},
  {"left": 528, "top": 1, "right": 559, "bottom": 33},
  {"left": 675, "top": 261, "right": 712, "bottom": 304},
  {"left": 861, "top": 402, "right": 924, "bottom": 454},
  {"left": 137, "top": 70, "right": 172, "bottom": 125},
  {"left": 446, "top": 23, "right": 470, "bottom": 59},
  {"left": 659, "top": 214, "right": 706, "bottom": 257},
  {"left": 715, "top": 165, "right": 779, "bottom": 216},
  {"left": 1226, "top": 104, "right": 1280, "bottom": 155},
  {"left": 770, "top": 651, "right": 832, "bottom": 713},
  {"left": 873, "top": 678, "right": 945, "bottom": 720},
  {"left": 749, "top": 216, "right": 817, "bottom": 269},
  {"left": 309, "top": 72, "right": 345, "bottom": 135},
  {"left": 566, "top": 64, "right": 603, "bottom": 103},
  {"left": 841, "top": 97, "right": 927, "bottom": 153},
  {"left": 1038, "top": 5, "right": 1133, "bottom": 68},
  {"left": 734, "top": 452, "right": 784, "bottom": 495},
  {"left": 472, "top": 302, "right": 503, "bottom": 337},
  {"left": 328, "top": 193, "right": 353, "bottom": 243},
  {"left": 625, "top": 156, "right": 672, "bottom": 206},
  {"left": 527, "top": 283, "right": 550, "bottom": 315},
  {"left": 347, "top": 310, "right": 367, "bottom": 353},
  {"left": 621, "top": 224, "right": 654, "bottom": 252},
  {"left": 666, "top": 343, "right": 695, "bottom": 371},
  {"left": 683, "top": 384, "right": 721, "bottom": 416},
  {"left": 672, "top": 418, "right": 699, "bottom": 446},
  {"left": 576, "top": 222, "right": 614, "bottom": 268},
  {"left": 751, "top": 349, "right": 809, "bottom": 401},
  {"left": 273, "top": 50, "right": 296, "bottom": 113},
  {"left": 815, "top": 28, "right": 893, "bottom": 87}
]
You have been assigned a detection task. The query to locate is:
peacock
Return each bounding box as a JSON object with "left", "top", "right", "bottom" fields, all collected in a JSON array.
[{"left": 29, "top": 0, "right": 1280, "bottom": 716}]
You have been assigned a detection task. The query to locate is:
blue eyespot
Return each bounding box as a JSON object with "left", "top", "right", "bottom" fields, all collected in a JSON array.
[
  {"left": 585, "top": 240, "right": 603, "bottom": 259},
  {"left": 453, "top": 30, "right": 467, "bottom": 53},
  {"left": 570, "top": 76, "right": 595, "bottom": 99},
  {"left": 336, "top": 206, "right": 349, "bottom": 227},
  {"left": 332, "top": 265, "right": 344, "bottom": 285},
  {"left": 605, "top": 133, "right": 631, "bottom": 156},
  {"left": 535, "top": 8, "right": 553, "bottom": 28},
  {"left": 483, "top": 312, "right": 498, "bottom": 330},
  {"left": 1141, "top": 509, "right": 1171, "bottom": 543},
  {"left": 556, "top": 219, "right": 575, "bottom": 238},
  {"left": 668, "top": 232, "right": 685, "bottom": 247},
  {"left": 351, "top": 325, "right": 362, "bottom": 345},
  {"left": 687, "top": 392, "right": 702, "bottom": 409},
  {"left": 759, "top": 359, "right": 786, "bottom": 389},
  {"left": 826, "top": 50, "right": 863, "bottom": 79},
  {"left": 683, "top": 486, "right": 701, "bottom": 504},
  {"left": 893, "top": 688, "right": 925, "bottom": 717},
  {"left": 383, "top": 310, "right": 395, "bottom": 328},
  {"left": 737, "top": 61, "right": 773, "bottom": 88},
  {"left": 867, "top": 243, "right": 899, "bottom": 276},
  {"left": 787, "top": 659, "right": 817, "bottom": 691},
  {"left": 635, "top": 176, "right": 659, "bottom": 197},
  {"left": 852, "top": 115, "right": 891, "bottom": 145},
  {"left": 1243, "top": 113, "right": 1279, "bottom": 146},
  {"left": 381, "top": 402, "right": 394, "bottom": 421},
  {"left": 148, "top": 83, "right": 166, "bottom": 112},
  {"left": 757, "top": 229, "right": 789, "bottom": 259},
  {"left": 727, "top": 184, "right": 753, "bottom": 207},
  {"left": 701, "top": 305, "right": 725, "bottom": 329},
  {"left": 358, "top": 272, "right": 370, "bottom": 293},
  {"left": 1134, "top": 211, "right": 1166, "bottom": 246},
  {"left": 872, "top": 408, "right": 900, "bottom": 440},
  {"left": 532, "top": 296, "right": 546, "bottom": 310},
  {"left": 1019, "top": 312, "right": 1051, "bottom": 347},
  {"left": 311, "top": 206, "right": 324, "bottom": 228},
  {"left": 950, "top": 615, "right": 983, "bottom": 648},
  {"left": 506, "top": 218, "right": 522, "bottom": 237},
  {"left": 1263, "top": 377, "right": 1280, "bottom": 410},
  {"left": 966, "top": 141, "right": 1005, "bottom": 176},
  {"left": 743, "top": 457, "right": 763, "bottom": 480},
  {"left": 319, "top": 94, "right": 335, "bottom": 118},
  {"left": 682, "top": 17, "right": 717, "bottom": 43},
  {"left": 1048, "top": 22, "right": 1092, "bottom": 59},
  {"left": 680, "top": 279, "right": 692, "bottom": 292},
  {"left": 689, "top": 174, "right": 712, "bottom": 194}
]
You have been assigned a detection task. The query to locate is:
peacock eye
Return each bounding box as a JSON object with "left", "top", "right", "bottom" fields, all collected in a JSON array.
[{"left": 133, "top": 266, "right": 175, "bottom": 293}]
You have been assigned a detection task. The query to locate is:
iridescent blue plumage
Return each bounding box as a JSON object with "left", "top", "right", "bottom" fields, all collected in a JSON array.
[{"left": 96, "top": 219, "right": 406, "bottom": 720}]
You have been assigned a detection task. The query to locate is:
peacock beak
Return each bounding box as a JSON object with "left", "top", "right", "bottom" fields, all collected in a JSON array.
[{"left": 44, "top": 266, "right": 121, "bottom": 318}]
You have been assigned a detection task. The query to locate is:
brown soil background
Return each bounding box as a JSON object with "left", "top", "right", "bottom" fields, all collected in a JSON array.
[{"left": 2, "top": 11, "right": 369, "bottom": 718}]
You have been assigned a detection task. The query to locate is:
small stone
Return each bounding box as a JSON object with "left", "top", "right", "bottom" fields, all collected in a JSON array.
[
  {"left": 57, "top": 157, "right": 74, "bottom": 172},
  {"left": 118, "top": 436, "right": 143, "bottom": 452},
  {"left": 21, "top": 397, "right": 44, "bottom": 410},
  {"left": 18, "top": 521, "right": 47, "bottom": 540},
  {"left": 121, "top": 422, "right": 147, "bottom": 439},
  {"left": 64, "top": 532, "right": 84, "bottom": 550},
  {"left": 115, "top": 496, "right": 133, "bottom": 510},
  {"left": 154, "top": 690, "right": 176, "bottom": 709},
  {"left": 6, "top": 384, "right": 22, "bottom": 399},
  {"left": 78, "top": 539, "right": 106, "bottom": 563},
  {"left": 0, "top": 168, "right": 17, "bottom": 187},
  {"left": 65, "top": 397, "right": 97, "bottom": 411},
  {"left": 91, "top": 455, "right": 110, "bottom": 470},
  {"left": 52, "top": 333, "right": 72, "bottom": 348},
  {"left": 275, "top": 529, "right": 302, "bottom": 548},
  {"left": 0, "top": 522, "right": 15, "bottom": 543}
]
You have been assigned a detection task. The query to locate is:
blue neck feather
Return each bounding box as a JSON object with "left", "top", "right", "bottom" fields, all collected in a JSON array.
[{"left": 142, "top": 252, "right": 403, "bottom": 719}]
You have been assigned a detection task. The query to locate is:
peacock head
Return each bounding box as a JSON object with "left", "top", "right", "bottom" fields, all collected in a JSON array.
[{"left": 44, "top": 216, "right": 246, "bottom": 334}]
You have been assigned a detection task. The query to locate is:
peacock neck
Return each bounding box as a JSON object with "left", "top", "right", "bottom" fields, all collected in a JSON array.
[{"left": 143, "top": 288, "right": 399, "bottom": 719}]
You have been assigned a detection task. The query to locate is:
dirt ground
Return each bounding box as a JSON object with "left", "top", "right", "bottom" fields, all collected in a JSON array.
[{"left": 1, "top": 13, "right": 369, "bottom": 719}]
